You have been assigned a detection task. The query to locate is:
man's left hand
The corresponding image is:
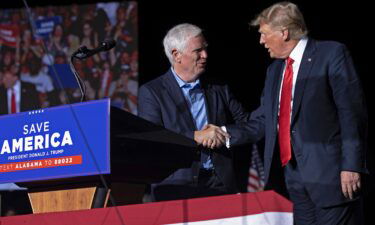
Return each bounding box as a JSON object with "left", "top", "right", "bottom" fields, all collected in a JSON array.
[{"left": 340, "top": 171, "right": 361, "bottom": 199}]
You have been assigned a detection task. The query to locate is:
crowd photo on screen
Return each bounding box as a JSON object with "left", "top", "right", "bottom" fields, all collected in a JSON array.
[{"left": 0, "top": 1, "right": 138, "bottom": 114}]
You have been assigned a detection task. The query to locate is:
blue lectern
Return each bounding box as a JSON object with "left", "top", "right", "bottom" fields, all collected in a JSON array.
[{"left": 0, "top": 99, "right": 198, "bottom": 213}]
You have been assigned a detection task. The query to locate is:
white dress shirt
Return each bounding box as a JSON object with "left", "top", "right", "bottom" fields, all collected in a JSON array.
[
  {"left": 7, "top": 80, "right": 21, "bottom": 114},
  {"left": 278, "top": 37, "right": 308, "bottom": 119}
]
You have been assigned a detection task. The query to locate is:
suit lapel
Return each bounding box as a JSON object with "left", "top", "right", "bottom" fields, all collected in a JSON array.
[
  {"left": 270, "top": 60, "right": 284, "bottom": 125},
  {"left": 291, "top": 39, "right": 316, "bottom": 125},
  {"left": 201, "top": 81, "right": 216, "bottom": 125},
  {"left": 163, "top": 70, "right": 196, "bottom": 130},
  {"left": 20, "top": 82, "right": 26, "bottom": 111},
  {"left": 0, "top": 87, "right": 8, "bottom": 114}
]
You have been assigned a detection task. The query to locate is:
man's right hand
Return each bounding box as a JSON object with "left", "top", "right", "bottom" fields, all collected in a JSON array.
[{"left": 194, "top": 124, "right": 230, "bottom": 149}]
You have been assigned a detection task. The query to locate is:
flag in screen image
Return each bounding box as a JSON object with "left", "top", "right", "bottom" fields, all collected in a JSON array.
[{"left": 247, "top": 143, "right": 265, "bottom": 192}]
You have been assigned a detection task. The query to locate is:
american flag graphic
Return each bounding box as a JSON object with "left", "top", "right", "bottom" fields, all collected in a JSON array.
[{"left": 247, "top": 143, "right": 265, "bottom": 192}]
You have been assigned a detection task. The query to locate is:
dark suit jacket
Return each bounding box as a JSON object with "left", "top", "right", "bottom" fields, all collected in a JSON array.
[
  {"left": 0, "top": 81, "right": 40, "bottom": 115},
  {"left": 138, "top": 69, "right": 250, "bottom": 197},
  {"left": 228, "top": 39, "right": 368, "bottom": 207}
]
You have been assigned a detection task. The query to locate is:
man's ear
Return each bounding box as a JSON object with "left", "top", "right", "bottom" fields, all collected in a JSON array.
[
  {"left": 282, "top": 29, "right": 290, "bottom": 42},
  {"left": 172, "top": 49, "right": 181, "bottom": 63}
]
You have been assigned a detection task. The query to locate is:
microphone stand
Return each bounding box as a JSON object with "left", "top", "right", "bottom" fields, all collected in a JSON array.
[
  {"left": 70, "top": 46, "right": 91, "bottom": 102},
  {"left": 69, "top": 55, "right": 86, "bottom": 102}
]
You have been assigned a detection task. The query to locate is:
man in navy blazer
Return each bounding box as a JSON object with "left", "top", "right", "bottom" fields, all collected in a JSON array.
[
  {"left": 227, "top": 2, "right": 367, "bottom": 224},
  {"left": 0, "top": 70, "right": 40, "bottom": 115},
  {"left": 138, "top": 23, "right": 250, "bottom": 201}
]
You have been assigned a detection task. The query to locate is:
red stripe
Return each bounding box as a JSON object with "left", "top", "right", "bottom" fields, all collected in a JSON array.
[
  {"left": 248, "top": 182, "right": 260, "bottom": 190},
  {"left": 0, "top": 155, "right": 82, "bottom": 172},
  {"left": 249, "top": 174, "right": 260, "bottom": 180}
]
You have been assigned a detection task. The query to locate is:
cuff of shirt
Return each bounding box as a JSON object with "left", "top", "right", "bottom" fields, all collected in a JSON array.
[{"left": 221, "top": 126, "right": 230, "bottom": 149}]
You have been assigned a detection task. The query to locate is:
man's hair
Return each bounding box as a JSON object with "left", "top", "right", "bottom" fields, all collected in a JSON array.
[
  {"left": 163, "top": 23, "right": 202, "bottom": 64},
  {"left": 250, "top": 1, "right": 308, "bottom": 40}
]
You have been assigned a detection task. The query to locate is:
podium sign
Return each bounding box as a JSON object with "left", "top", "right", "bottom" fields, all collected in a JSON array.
[{"left": 0, "top": 99, "right": 110, "bottom": 183}]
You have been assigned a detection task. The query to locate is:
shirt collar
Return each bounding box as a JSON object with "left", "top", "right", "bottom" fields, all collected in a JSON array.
[
  {"left": 171, "top": 67, "right": 200, "bottom": 89},
  {"left": 9, "top": 80, "right": 21, "bottom": 93},
  {"left": 289, "top": 37, "right": 308, "bottom": 64}
]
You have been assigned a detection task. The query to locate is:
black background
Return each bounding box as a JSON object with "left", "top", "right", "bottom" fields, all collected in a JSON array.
[{"left": 2, "top": 0, "right": 373, "bottom": 223}]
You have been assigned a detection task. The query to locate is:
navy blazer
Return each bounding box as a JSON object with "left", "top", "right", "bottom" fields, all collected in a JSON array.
[
  {"left": 0, "top": 81, "right": 40, "bottom": 115},
  {"left": 228, "top": 39, "right": 368, "bottom": 207},
  {"left": 138, "top": 69, "right": 250, "bottom": 193}
]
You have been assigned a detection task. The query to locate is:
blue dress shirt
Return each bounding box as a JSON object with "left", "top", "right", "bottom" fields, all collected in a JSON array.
[{"left": 171, "top": 68, "right": 213, "bottom": 169}]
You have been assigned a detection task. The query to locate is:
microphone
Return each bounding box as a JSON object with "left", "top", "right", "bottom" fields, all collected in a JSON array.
[
  {"left": 70, "top": 39, "right": 116, "bottom": 101},
  {"left": 73, "top": 39, "right": 116, "bottom": 59}
]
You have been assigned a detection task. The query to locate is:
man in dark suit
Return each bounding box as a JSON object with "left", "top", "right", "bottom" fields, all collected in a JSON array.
[
  {"left": 0, "top": 70, "right": 39, "bottom": 216},
  {"left": 0, "top": 70, "right": 40, "bottom": 115},
  {"left": 138, "top": 23, "right": 250, "bottom": 201},
  {"left": 227, "top": 2, "right": 367, "bottom": 224}
]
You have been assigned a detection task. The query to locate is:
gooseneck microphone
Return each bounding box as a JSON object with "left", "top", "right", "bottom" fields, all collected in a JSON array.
[
  {"left": 70, "top": 40, "right": 116, "bottom": 101},
  {"left": 73, "top": 39, "right": 116, "bottom": 59}
]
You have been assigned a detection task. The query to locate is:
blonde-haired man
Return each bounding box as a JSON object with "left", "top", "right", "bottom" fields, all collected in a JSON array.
[{"left": 227, "top": 2, "right": 367, "bottom": 224}]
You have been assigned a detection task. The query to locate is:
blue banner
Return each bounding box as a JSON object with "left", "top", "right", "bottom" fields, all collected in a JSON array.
[
  {"left": 34, "top": 16, "right": 62, "bottom": 39},
  {"left": 49, "top": 64, "right": 79, "bottom": 89},
  {"left": 0, "top": 99, "right": 110, "bottom": 183}
]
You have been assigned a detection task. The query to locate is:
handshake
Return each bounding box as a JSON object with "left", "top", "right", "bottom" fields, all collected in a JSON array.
[{"left": 194, "top": 124, "right": 230, "bottom": 149}]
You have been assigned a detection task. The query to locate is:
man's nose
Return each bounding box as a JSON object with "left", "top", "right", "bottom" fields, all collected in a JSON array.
[
  {"left": 260, "top": 36, "right": 265, "bottom": 44},
  {"left": 201, "top": 50, "right": 208, "bottom": 59}
]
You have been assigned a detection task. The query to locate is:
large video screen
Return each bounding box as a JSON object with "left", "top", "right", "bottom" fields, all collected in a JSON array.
[{"left": 0, "top": 1, "right": 138, "bottom": 114}]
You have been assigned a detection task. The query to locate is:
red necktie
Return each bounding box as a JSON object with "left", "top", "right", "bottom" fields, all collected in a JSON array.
[
  {"left": 11, "top": 88, "right": 17, "bottom": 114},
  {"left": 278, "top": 57, "right": 294, "bottom": 166}
]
